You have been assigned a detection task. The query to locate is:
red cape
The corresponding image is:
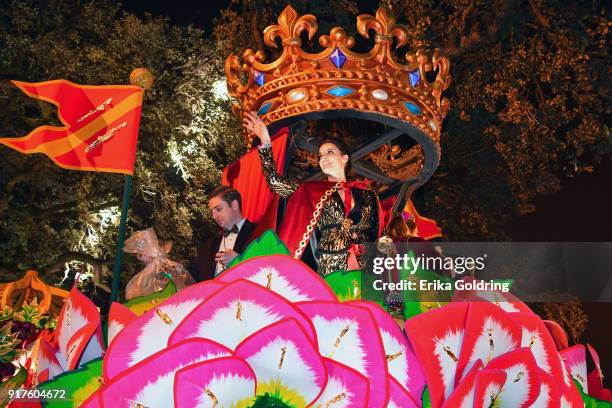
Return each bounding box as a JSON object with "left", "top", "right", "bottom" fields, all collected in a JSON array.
[
  {"left": 279, "top": 181, "right": 385, "bottom": 258},
  {"left": 222, "top": 128, "right": 288, "bottom": 224}
]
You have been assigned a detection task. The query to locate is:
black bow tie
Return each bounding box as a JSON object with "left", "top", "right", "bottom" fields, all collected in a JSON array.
[{"left": 223, "top": 225, "right": 239, "bottom": 237}]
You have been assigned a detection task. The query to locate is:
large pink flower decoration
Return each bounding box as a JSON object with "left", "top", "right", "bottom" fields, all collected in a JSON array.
[
  {"left": 82, "top": 255, "right": 425, "bottom": 407},
  {"left": 404, "top": 299, "right": 585, "bottom": 408}
]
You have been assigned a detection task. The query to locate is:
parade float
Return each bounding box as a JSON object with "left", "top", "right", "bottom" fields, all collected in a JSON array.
[
  {"left": 0, "top": 5, "right": 610, "bottom": 408},
  {"left": 2, "top": 233, "right": 610, "bottom": 407}
]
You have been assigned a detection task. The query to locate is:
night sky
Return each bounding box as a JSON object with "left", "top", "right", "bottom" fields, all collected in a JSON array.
[
  {"left": 122, "top": 0, "right": 384, "bottom": 32},
  {"left": 122, "top": 0, "right": 231, "bottom": 33},
  {"left": 509, "top": 159, "right": 612, "bottom": 242}
]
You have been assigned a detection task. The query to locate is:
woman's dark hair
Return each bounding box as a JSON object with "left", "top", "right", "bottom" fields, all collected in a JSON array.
[
  {"left": 406, "top": 217, "right": 417, "bottom": 232},
  {"left": 386, "top": 215, "right": 409, "bottom": 241},
  {"left": 318, "top": 136, "right": 352, "bottom": 174},
  {"left": 386, "top": 214, "right": 417, "bottom": 241}
]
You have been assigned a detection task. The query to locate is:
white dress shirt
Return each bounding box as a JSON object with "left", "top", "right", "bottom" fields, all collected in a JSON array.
[{"left": 215, "top": 218, "right": 246, "bottom": 275}]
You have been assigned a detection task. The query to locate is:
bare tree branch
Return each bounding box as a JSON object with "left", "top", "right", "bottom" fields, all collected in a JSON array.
[
  {"left": 463, "top": 146, "right": 488, "bottom": 159},
  {"left": 460, "top": 0, "right": 475, "bottom": 33},
  {"left": 6, "top": 159, "right": 46, "bottom": 193},
  {"left": 527, "top": 0, "right": 550, "bottom": 29},
  {"left": 92, "top": 264, "right": 111, "bottom": 293},
  {"left": 250, "top": 6, "right": 265, "bottom": 51},
  {"left": 31, "top": 199, "right": 118, "bottom": 221},
  {"left": 42, "top": 251, "right": 108, "bottom": 279}
]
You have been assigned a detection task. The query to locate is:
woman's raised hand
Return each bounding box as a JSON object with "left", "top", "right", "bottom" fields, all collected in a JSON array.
[{"left": 243, "top": 111, "right": 271, "bottom": 145}]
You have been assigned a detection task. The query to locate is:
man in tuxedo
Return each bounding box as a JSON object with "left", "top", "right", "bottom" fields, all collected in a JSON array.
[{"left": 190, "top": 186, "right": 257, "bottom": 281}]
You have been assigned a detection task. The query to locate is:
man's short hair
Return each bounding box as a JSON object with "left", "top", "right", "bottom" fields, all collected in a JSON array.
[{"left": 209, "top": 186, "right": 242, "bottom": 210}]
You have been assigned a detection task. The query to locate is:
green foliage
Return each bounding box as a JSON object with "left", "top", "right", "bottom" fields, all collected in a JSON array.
[
  {"left": 0, "top": 307, "right": 13, "bottom": 323},
  {"left": 15, "top": 298, "right": 41, "bottom": 325},
  {"left": 0, "top": 299, "right": 57, "bottom": 368},
  {"left": 0, "top": 322, "right": 20, "bottom": 362},
  {"left": 386, "top": 0, "right": 611, "bottom": 239},
  {"left": 0, "top": 0, "right": 246, "bottom": 296},
  {"left": 0, "top": 298, "right": 56, "bottom": 331}
]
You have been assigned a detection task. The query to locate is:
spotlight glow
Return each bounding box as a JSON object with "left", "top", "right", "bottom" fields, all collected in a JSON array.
[{"left": 212, "top": 79, "right": 229, "bottom": 100}]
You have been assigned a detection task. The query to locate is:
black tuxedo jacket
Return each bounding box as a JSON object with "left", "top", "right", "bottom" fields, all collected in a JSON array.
[{"left": 190, "top": 219, "right": 257, "bottom": 282}]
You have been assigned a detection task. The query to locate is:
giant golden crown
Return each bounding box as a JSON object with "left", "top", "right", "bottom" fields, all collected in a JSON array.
[{"left": 225, "top": 5, "right": 451, "bottom": 152}]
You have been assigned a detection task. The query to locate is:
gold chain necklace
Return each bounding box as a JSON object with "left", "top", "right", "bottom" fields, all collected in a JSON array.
[{"left": 293, "top": 182, "right": 342, "bottom": 259}]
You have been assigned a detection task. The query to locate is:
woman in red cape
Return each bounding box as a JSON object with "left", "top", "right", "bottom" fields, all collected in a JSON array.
[{"left": 244, "top": 112, "right": 384, "bottom": 276}]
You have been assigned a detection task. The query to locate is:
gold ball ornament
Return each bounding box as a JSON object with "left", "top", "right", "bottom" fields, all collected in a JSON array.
[{"left": 129, "top": 68, "right": 154, "bottom": 90}]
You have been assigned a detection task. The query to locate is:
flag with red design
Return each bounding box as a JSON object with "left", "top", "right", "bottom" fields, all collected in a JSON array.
[
  {"left": 403, "top": 199, "right": 442, "bottom": 239},
  {"left": 0, "top": 80, "right": 143, "bottom": 174}
]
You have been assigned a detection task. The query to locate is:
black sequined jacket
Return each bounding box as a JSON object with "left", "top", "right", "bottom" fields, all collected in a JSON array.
[{"left": 259, "top": 145, "right": 380, "bottom": 276}]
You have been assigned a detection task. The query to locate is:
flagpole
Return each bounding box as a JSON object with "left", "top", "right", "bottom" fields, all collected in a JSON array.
[
  {"left": 108, "top": 68, "right": 153, "bottom": 305},
  {"left": 110, "top": 175, "right": 132, "bottom": 303}
]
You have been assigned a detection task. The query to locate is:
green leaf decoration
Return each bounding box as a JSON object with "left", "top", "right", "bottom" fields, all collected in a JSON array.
[
  {"left": 573, "top": 378, "right": 612, "bottom": 407},
  {"left": 123, "top": 278, "right": 177, "bottom": 316},
  {"left": 37, "top": 315, "right": 58, "bottom": 331},
  {"left": 422, "top": 386, "right": 433, "bottom": 408},
  {"left": 400, "top": 250, "right": 453, "bottom": 319},
  {"left": 0, "top": 366, "right": 27, "bottom": 406},
  {"left": 17, "top": 298, "right": 42, "bottom": 325},
  {"left": 0, "top": 322, "right": 21, "bottom": 359},
  {"left": 38, "top": 357, "right": 103, "bottom": 408},
  {"left": 249, "top": 392, "right": 296, "bottom": 408},
  {"left": 323, "top": 269, "right": 385, "bottom": 307},
  {"left": 227, "top": 230, "right": 290, "bottom": 269},
  {"left": 324, "top": 270, "right": 363, "bottom": 301},
  {"left": 0, "top": 306, "right": 14, "bottom": 322}
]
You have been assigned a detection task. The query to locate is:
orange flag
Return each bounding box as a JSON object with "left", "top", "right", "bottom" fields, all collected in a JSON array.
[
  {"left": 0, "top": 80, "right": 144, "bottom": 174},
  {"left": 403, "top": 199, "right": 442, "bottom": 239}
]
